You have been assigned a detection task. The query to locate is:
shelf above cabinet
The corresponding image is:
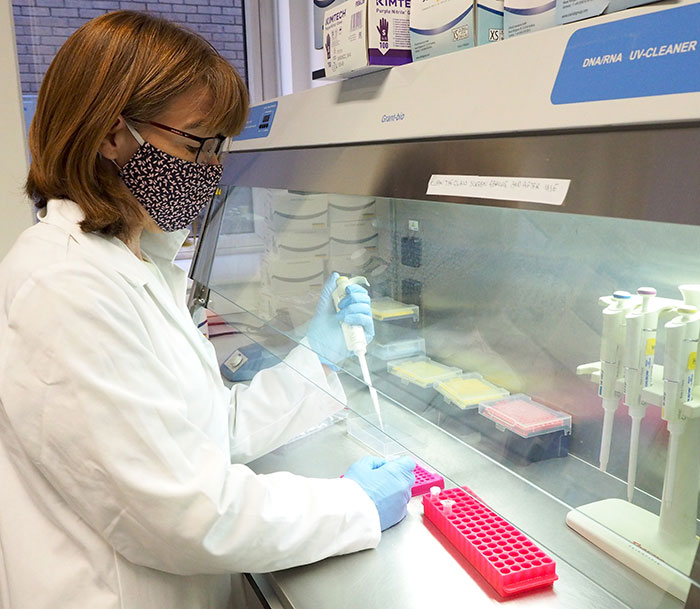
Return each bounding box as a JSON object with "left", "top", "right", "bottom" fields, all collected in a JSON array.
[{"left": 229, "top": 0, "right": 700, "bottom": 152}]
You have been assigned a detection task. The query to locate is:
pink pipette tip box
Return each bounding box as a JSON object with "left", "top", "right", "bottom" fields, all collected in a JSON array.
[
  {"left": 412, "top": 464, "right": 444, "bottom": 497},
  {"left": 478, "top": 394, "right": 571, "bottom": 438},
  {"left": 422, "top": 486, "right": 558, "bottom": 597}
]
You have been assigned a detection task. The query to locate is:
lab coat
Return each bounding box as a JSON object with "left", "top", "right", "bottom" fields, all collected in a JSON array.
[{"left": 0, "top": 199, "right": 380, "bottom": 609}]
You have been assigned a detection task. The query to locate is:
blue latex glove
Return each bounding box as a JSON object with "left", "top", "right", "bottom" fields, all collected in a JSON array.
[
  {"left": 306, "top": 272, "right": 375, "bottom": 369},
  {"left": 344, "top": 455, "right": 416, "bottom": 531}
]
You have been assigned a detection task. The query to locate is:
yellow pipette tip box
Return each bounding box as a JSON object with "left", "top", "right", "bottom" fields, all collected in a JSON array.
[
  {"left": 387, "top": 356, "right": 462, "bottom": 389},
  {"left": 371, "top": 297, "right": 419, "bottom": 321},
  {"left": 436, "top": 373, "right": 509, "bottom": 410}
]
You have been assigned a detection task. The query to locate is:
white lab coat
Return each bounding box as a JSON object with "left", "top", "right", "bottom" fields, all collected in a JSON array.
[{"left": 0, "top": 199, "right": 380, "bottom": 609}]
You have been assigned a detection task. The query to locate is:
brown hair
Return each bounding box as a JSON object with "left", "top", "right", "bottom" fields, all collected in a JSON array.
[{"left": 26, "top": 11, "right": 249, "bottom": 239}]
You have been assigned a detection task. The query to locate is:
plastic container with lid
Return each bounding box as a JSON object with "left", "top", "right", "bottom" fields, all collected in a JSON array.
[
  {"left": 371, "top": 297, "right": 421, "bottom": 343},
  {"left": 387, "top": 356, "right": 462, "bottom": 388},
  {"left": 370, "top": 337, "right": 426, "bottom": 361},
  {"left": 346, "top": 415, "right": 410, "bottom": 459},
  {"left": 437, "top": 373, "right": 509, "bottom": 410},
  {"left": 478, "top": 394, "right": 572, "bottom": 464}
]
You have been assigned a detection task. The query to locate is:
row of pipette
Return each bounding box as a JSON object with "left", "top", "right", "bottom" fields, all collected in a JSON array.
[{"left": 585, "top": 284, "right": 700, "bottom": 504}]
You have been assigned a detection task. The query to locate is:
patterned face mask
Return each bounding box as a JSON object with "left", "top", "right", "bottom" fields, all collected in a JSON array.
[{"left": 116, "top": 122, "right": 223, "bottom": 232}]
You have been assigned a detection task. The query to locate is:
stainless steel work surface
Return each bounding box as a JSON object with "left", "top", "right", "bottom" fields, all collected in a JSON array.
[{"left": 247, "top": 385, "right": 683, "bottom": 609}]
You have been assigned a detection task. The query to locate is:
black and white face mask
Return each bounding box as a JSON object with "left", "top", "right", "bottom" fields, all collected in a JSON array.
[{"left": 116, "top": 122, "right": 223, "bottom": 232}]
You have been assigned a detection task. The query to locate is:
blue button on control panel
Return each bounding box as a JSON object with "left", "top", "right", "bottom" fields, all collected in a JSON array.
[{"left": 236, "top": 101, "right": 278, "bottom": 140}]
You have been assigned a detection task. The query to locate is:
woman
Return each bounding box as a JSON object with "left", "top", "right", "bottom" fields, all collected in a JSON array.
[{"left": 0, "top": 11, "right": 414, "bottom": 609}]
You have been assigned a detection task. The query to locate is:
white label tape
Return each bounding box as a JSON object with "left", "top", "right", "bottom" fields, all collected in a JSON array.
[{"left": 426, "top": 175, "right": 570, "bottom": 206}]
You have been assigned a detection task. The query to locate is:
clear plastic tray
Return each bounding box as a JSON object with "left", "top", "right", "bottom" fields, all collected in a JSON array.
[
  {"left": 374, "top": 319, "right": 420, "bottom": 344},
  {"left": 346, "top": 415, "right": 410, "bottom": 459},
  {"left": 478, "top": 394, "right": 572, "bottom": 438},
  {"left": 437, "top": 373, "right": 510, "bottom": 410},
  {"left": 371, "top": 337, "right": 426, "bottom": 361},
  {"left": 371, "top": 297, "right": 419, "bottom": 322},
  {"left": 387, "top": 356, "right": 462, "bottom": 389}
]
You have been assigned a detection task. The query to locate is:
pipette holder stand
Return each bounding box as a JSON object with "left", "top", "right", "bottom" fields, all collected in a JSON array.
[
  {"left": 573, "top": 292, "right": 700, "bottom": 601},
  {"left": 567, "top": 389, "right": 700, "bottom": 600}
]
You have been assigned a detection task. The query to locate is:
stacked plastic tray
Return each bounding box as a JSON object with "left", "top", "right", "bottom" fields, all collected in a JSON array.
[
  {"left": 422, "top": 486, "right": 558, "bottom": 596},
  {"left": 370, "top": 298, "right": 424, "bottom": 361}
]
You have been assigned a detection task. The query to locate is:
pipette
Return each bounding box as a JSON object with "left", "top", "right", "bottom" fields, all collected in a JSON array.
[
  {"left": 624, "top": 287, "right": 659, "bottom": 502},
  {"left": 598, "top": 290, "right": 632, "bottom": 472},
  {"left": 662, "top": 305, "right": 699, "bottom": 507},
  {"left": 332, "top": 275, "right": 384, "bottom": 431}
]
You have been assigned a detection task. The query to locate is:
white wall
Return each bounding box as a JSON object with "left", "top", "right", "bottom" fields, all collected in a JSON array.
[
  {"left": 282, "top": 2, "right": 330, "bottom": 93},
  {"left": 0, "top": 2, "right": 33, "bottom": 259},
  {"left": 276, "top": 1, "right": 317, "bottom": 95},
  {"left": 246, "top": 1, "right": 328, "bottom": 101}
]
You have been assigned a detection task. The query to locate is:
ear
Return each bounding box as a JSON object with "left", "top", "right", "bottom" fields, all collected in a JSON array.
[{"left": 98, "top": 115, "right": 135, "bottom": 164}]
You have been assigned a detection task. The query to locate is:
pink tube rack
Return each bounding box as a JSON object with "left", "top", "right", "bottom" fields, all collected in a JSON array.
[
  {"left": 344, "top": 464, "right": 444, "bottom": 496},
  {"left": 422, "top": 486, "right": 558, "bottom": 597},
  {"left": 412, "top": 464, "right": 445, "bottom": 497}
]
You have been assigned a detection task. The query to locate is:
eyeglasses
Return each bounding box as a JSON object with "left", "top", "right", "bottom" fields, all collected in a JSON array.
[{"left": 143, "top": 120, "right": 227, "bottom": 164}]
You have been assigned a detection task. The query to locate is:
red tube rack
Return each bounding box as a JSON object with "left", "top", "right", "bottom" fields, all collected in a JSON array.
[
  {"left": 422, "top": 486, "right": 557, "bottom": 597},
  {"left": 412, "top": 464, "right": 445, "bottom": 497}
]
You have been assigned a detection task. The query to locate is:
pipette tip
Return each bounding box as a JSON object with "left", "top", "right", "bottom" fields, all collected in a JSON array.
[
  {"left": 358, "top": 352, "right": 384, "bottom": 431},
  {"left": 599, "top": 406, "right": 616, "bottom": 473}
]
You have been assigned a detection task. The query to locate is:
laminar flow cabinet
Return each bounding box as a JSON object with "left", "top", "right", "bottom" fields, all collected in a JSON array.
[{"left": 189, "top": 2, "right": 700, "bottom": 607}]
